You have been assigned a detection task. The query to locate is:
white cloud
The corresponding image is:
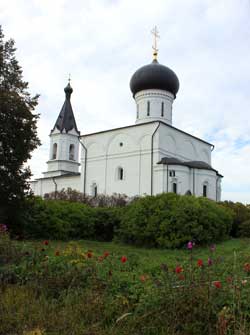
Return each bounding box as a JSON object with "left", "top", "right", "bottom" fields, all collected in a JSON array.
[{"left": 1, "top": 0, "right": 250, "bottom": 202}]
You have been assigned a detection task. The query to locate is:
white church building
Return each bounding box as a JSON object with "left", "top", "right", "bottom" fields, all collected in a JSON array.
[{"left": 31, "top": 42, "right": 222, "bottom": 201}]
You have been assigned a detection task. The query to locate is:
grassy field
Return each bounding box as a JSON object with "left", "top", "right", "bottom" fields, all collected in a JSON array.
[
  {"left": 2, "top": 237, "right": 250, "bottom": 335},
  {"left": 22, "top": 237, "right": 250, "bottom": 271}
]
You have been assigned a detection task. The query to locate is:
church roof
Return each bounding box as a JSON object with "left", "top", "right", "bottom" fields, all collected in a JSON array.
[
  {"left": 51, "top": 83, "right": 80, "bottom": 134},
  {"left": 158, "top": 157, "right": 223, "bottom": 176}
]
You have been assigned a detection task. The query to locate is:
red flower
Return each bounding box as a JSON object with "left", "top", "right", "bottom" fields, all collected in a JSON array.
[
  {"left": 43, "top": 240, "right": 49, "bottom": 246},
  {"left": 103, "top": 251, "right": 110, "bottom": 258},
  {"left": 98, "top": 256, "right": 104, "bottom": 262},
  {"left": 55, "top": 250, "right": 60, "bottom": 256},
  {"left": 244, "top": 263, "right": 250, "bottom": 273},
  {"left": 87, "top": 251, "right": 93, "bottom": 258},
  {"left": 121, "top": 256, "right": 127, "bottom": 263},
  {"left": 178, "top": 274, "right": 185, "bottom": 281},
  {"left": 175, "top": 266, "right": 183, "bottom": 274},
  {"left": 197, "top": 259, "right": 203, "bottom": 267},
  {"left": 213, "top": 281, "right": 222, "bottom": 289}
]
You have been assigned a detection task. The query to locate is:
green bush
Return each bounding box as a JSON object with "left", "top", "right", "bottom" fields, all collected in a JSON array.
[
  {"left": 117, "top": 193, "right": 233, "bottom": 248},
  {"left": 220, "top": 201, "right": 250, "bottom": 237},
  {"left": 20, "top": 197, "right": 121, "bottom": 241},
  {"left": 238, "top": 219, "right": 250, "bottom": 238}
]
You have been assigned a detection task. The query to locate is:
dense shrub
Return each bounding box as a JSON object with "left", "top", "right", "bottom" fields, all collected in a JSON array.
[
  {"left": 44, "top": 188, "right": 131, "bottom": 207},
  {"left": 220, "top": 201, "right": 250, "bottom": 237},
  {"left": 20, "top": 197, "right": 121, "bottom": 241},
  {"left": 117, "top": 193, "right": 233, "bottom": 248},
  {"left": 238, "top": 220, "right": 250, "bottom": 238}
]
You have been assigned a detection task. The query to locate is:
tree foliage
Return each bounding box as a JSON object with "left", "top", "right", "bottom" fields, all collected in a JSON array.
[{"left": 0, "top": 26, "right": 40, "bottom": 226}]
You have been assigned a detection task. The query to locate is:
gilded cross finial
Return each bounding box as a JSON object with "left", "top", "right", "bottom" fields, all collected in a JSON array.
[{"left": 151, "top": 26, "right": 160, "bottom": 60}]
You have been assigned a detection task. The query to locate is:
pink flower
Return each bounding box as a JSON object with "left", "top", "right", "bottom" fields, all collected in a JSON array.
[
  {"left": 210, "top": 244, "right": 216, "bottom": 252},
  {"left": 208, "top": 257, "right": 213, "bottom": 266},
  {"left": 187, "top": 241, "right": 193, "bottom": 250},
  {"left": 0, "top": 224, "right": 7, "bottom": 233}
]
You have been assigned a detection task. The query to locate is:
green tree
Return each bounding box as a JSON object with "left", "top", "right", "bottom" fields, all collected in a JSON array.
[{"left": 0, "top": 26, "right": 40, "bottom": 229}]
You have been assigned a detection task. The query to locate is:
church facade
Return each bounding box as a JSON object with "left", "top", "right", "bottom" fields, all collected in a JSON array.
[{"left": 31, "top": 52, "right": 222, "bottom": 201}]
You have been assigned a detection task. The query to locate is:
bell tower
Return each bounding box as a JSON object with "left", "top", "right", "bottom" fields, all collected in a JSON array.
[{"left": 43, "top": 82, "right": 80, "bottom": 178}]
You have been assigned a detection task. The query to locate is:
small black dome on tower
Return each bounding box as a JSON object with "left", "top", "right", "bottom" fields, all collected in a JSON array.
[
  {"left": 130, "top": 59, "right": 179, "bottom": 98},
  {"left": 64, "top": 82, "right": 73, "bottom": 99}
]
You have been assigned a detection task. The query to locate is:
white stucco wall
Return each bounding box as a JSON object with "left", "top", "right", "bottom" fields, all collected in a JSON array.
[
  {"left": 81, "top": 123, "right": 157, "bottom": 197},
  {"left": 135, "top": 89, "right": 174, "bottom": 125},
  {"left": 157, "top": 124, "right": 212, "bottom": 164},
  {"left": 30, "top": 175, "right": 81, "bottom": 197},
  {"left": 31, "top": 120, "right": 221, "bottom": 201}
]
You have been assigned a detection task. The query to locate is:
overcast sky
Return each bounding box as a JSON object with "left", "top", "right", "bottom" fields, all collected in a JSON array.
[{"left": 1, "top": 0, "right": 250, "bottom": 203}]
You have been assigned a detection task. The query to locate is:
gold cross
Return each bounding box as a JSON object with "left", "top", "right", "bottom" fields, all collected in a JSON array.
[{"left": 151, "top": 26, "right": 160, "bottom": 60}]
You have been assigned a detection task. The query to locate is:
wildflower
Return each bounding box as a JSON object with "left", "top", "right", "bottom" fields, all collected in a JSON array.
[
  {"left": 98, "top": 256, "right": 104, "bottom": 262},
  {"left": 0, "top": 224, "right": 7, "bottom": 233},
  {"left": 242, "top": 279, "right": 248, "bottom": 286},
  {"left": 187, "top": 241, "right": 193, "bottom": 250},
  {"left": 43, "top": 240, "right": 49, "bottom": 246},
  {"left": 210, "top": 244, "right": 216, "bottom": 252},
  {"left": 55, "top": 250, "right": 60, "bottom": 256},
  {"left": 87, "top": 251, "right": 93, "bottom": 258},
  {"left": 121, "top": 256, "right": 127, "bottom": 263},
  {"left": 44, "top": 255, "right": 49, "bottom": 261},
  {"left": 103, "top": 251, "right": 110, "bottom": 258},
  {"left": 178, "top": 274, "right": 185, "bottom": 281},
  {"left": 175, "top": 266, "right": 183, "bottom": 274},
  {"left": 197, "top": 259, "right": 203, "bottom": 267},
  {"left": 208, "top": 257, "right": 213, "bottom": 266},
  {"left": 244, "top": 263, "right": 250, "bottom": 273},
  {"left": 140, "top": 275, "right": 147, "bottom": 282},
  {"left": 226, "top": 276, "right": 232, "bottom": 284},
  {"left": 213, "top": 281, "right": 222, "bottom": 288}
]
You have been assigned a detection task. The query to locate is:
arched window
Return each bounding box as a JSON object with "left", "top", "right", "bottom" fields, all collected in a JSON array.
[
  {"left": 203, "top": 184, "right": 208, "bottom": 197},
  {"left": 118, "top": 167, "right": 124, "bottom": 180},
  {"left": 161, "top": 102, "right": 164, "bottom": 117},
  {"left": 172, "top": 182, "right": 177, "bottom": 194},
  {"left": 69, "top": 144, "right": 75, "bottom": 160},
  {"left": 147, "top": 101, "right": 150, "bottom": 116},
  {"left": 91, "top": 182, "right": 97, "bottom": 197},
  {"left": 52, "top": 143, "right": 57, "bottom": 159}
]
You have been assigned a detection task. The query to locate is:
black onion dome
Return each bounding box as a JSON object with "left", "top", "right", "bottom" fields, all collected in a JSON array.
[
  {"left": 64, "top": 82, "right": 73, "bottom": 98},
  {"left": 130, "top": 59, "right": 179, "bottom": 97}
]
